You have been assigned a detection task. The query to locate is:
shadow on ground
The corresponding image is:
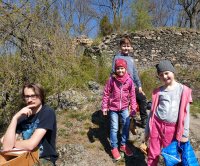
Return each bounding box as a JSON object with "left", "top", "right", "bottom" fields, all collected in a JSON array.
[
  {"left": 87, "top": 110, "right": 111, "bottom": 155},
  {"left": 87, "top": 110, "right": 147, "bottom": 166}
]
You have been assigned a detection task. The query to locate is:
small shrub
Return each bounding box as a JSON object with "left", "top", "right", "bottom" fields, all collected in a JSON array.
[
  {"left": 96, "top": 56, "right": 111, "bottom": 85},
  {"left": 191, "top": 100, "right": 200, "bottom": 115},
  {"left": 140, "top": 68, "right": 159, "bottom": 100},
  {"left": 99, "top": 16, "right": 113, "bottom": 36}
]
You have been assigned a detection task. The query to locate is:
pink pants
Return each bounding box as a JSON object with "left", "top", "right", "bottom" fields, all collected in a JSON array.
[{"left": 147, "top": 116, "right": 177, "bottom": 166}]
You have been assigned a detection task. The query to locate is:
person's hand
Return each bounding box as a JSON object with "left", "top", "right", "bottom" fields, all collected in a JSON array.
[
  {"left": 130, "top": 110, "right": 136, "bottom": 118},
  {"left": 102, "top": 109, "right": 108, "bottom": 116},
  {"left": 138, "top": 87, "right": 145, "bottom": 96},
  {"left": 181, "top": 136, "right": 188, "bottom": 143},
  {"left": 14, "top": 105, "right": 34, "bottom": 119}
]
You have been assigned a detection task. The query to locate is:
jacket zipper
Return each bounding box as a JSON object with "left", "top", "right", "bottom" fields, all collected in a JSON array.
[{"left": 119, "top": 83, "right": 123, "bottom": 110}]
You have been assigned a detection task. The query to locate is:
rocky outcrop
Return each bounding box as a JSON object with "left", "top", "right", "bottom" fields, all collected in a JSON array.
[
  {"left": 47, "top": 82, "right": 102, "bottom": 112},
  {"left": 84, "top": 28, "right": 200, "bottom": 70},
  {"left": 76, "top": 35, "right": 93, "bottom": 46},
  {"left": 47, "top": 89, "right": 88, "bottom": 111}
]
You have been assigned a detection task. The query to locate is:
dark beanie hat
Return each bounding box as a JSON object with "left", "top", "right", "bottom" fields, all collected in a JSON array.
[
  {"left": 115, "top": 59, "right": 127, "bottom": 69},
  {"left": 156, "top": 60, "right": 175, "bottom": 74}
]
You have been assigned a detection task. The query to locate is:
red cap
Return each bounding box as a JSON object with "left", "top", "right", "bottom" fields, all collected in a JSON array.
[{"left": 115, "top": 59, "right": 127, "bottom": 69}]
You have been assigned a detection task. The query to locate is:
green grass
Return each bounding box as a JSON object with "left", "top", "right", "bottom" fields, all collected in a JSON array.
[
  {"left": 57, "top": 128, "right": 68, "bottom": 137},
  {"left": 191, "top": 100, "right": 200, "bottom": 115},
  {"left": 64, "top": 121, "right": 73, "bottom": 128},
  {"left": 67, "top": 111, "right": 91, "bottom": 122}
]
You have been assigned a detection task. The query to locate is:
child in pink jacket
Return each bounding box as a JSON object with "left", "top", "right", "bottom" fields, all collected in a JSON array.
[
  {"left": 102, "top": 58, "right": 137, "bottom": 160},
  {"left": 145, "top": 60, "right": 192, "bottom": 166}
]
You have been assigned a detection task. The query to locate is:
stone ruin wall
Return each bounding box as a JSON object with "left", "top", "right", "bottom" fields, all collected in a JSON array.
[{"left": 84, "top": 28, "right": 200, "bottom": 70}]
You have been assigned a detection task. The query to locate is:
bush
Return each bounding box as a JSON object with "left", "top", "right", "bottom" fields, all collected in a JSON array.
[
  {"left": 0, "top": 47, "right": 111, "bottom": 127},
  {"left": 99, "top": 16, "right": 113, "bottom": 36},
  {"left": 140, "top": 68, "right": 159, "bottom": 100}
]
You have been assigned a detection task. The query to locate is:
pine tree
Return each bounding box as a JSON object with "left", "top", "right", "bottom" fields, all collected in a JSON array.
[{"left": 99, "top": 16, "right": 113, "bottom": 36}]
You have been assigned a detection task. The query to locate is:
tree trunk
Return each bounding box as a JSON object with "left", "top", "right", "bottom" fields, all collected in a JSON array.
[{"left": 190, "top": 14, "right": 197, "bottom": 29}]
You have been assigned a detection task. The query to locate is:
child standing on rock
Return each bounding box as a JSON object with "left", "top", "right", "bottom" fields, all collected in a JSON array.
[
  {"left": 102, "top": 58, "right": 137, "bottom": 160},
  {"left": 145, "top": 60, "right": 192, "bottom": 166},
  {"left": 112, "top": 36, "right": 148, "bottom": 128}
]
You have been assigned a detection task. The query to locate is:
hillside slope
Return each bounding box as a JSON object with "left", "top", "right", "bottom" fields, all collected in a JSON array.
[{"left": 55, "top": 87, "right": 200, "bottom": 165}]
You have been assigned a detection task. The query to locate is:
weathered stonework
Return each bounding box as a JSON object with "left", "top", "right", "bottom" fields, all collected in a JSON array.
[{"left": 84, "top": 28, "right": 200, "bottom": 70}]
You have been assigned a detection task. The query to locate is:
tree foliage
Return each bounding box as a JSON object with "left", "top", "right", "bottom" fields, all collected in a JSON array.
[
  {"left": 131, "top": 0, "right": 152, "bottom": 31},
  {"left": 0, "top": 1, "right": 112, "bottom": 128},
  {"left": 91, "top": 0, "right": 131, "bottom": 32},
  {"left": 99, "top": 15, "right": 113, "bottom": 36}
]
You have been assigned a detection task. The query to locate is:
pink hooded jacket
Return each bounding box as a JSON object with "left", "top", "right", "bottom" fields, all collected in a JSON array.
[
  {"left": 101, "top": 73, "right": 136, "bottom": 113},
  {"left": 149, "top": 85, "right": 192, "bottom": 141}
]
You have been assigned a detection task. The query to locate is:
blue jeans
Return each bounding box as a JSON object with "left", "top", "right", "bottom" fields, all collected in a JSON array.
[{"left": 110, "top": 109, "right": 130, "bottom": 149}]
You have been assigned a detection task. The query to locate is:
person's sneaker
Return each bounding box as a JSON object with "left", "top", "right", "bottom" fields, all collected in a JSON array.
[
  {"left": 111, "top": 148, "right": 121, "bottom": 160},
  {"left": 120, "top": 145, "right": 133, "bottom": 156}
]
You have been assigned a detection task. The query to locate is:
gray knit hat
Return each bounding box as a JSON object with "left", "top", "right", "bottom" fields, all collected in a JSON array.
[{"left": 156, "top": 60, "right": 175, "bottom": 74}]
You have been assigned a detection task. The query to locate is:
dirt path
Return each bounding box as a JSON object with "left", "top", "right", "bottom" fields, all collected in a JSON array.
[
  {"left": 190, "top": 114, "right": 200, "bottom": 140},
  {"left": 56, "top": 110, "right": 200, "bottom": 165},
  {"left": 189, "top": 114, "right": 200, "bottom": 159}
]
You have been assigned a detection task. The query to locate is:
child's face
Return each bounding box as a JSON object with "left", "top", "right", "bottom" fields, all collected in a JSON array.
[
  {"left": 158, "top": 71, "right": 175, "bottom": 85},
  {"left": 115, "top": 66, "right": 126, "bottom": 76},
  {"left": 120, "top": 43, "right": 132, "bottom": 55}
]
